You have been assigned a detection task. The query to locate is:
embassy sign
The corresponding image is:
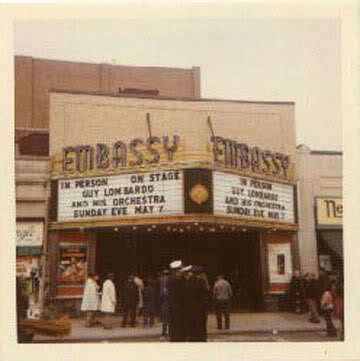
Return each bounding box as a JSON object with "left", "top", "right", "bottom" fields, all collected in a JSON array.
[
  {"left": 210, "top": 136, "right": 291, "bottom": 179},
  {"left": 61, "top": 135, "right": 180, "bottom": 173}
]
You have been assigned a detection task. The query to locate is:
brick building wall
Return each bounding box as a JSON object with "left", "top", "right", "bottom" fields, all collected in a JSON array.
[{"left": 15, "top": 56, "right": 201, "bottom": 130}]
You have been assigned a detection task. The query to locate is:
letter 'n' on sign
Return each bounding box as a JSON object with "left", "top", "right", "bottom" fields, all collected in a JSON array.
[{"left": 316, "top": 197, "right": 342, "bottom": 228}]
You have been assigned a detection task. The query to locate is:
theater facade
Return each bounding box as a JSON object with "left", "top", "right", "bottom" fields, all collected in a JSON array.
[{"left": 47, "top": 91, "right": 298, "bottom": 311}]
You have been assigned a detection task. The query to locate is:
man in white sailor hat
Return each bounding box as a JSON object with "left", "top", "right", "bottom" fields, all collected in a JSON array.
[
  {"left": 167, "top": 259, "right": 187, "bottom": 341},
  {"left": 169, "top": 260, "right": 183, "bottom": 270}
]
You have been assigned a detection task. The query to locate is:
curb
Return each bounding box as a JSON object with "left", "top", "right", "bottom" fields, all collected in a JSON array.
[{"left": 33, "top": 326, "right": 332, "bottom": 343}]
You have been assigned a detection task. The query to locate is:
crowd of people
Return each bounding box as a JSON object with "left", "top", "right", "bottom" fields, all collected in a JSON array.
[
  {"left": 80, "top": 260, "right": 234, "bottom": 341},
  {"left": 287, "top": 268, "right": 344, "bottom": 338}
]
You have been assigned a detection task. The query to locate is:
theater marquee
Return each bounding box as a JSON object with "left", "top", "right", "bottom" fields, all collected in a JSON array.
[
  {"left": 213, "top": 171, "right": 295, "bottom": 224},
  {"left": 57, "top": 170, "right": 184, "bottom": 222}
]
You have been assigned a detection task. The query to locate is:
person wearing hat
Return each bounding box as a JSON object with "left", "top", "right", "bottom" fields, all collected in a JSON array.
[
  {"left": 100, "top": 273, "right": 117, "bottom": 329},
  {"left": 183, "top": 266, "right": 209, "bottom": 342},
  {"left": 167, "top": 260, "right": 187, "bottom": 342}
]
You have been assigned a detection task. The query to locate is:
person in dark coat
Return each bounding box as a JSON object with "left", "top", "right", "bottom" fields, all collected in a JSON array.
[
  {"left": 167, "top": 260, "right": 187, "bottom": 342},
  {"left": 16, "top": 276, "right": 32, "bottom": 342},
  {"left": 183, "top": 266, "right": 209, "bottom": 342},
  {"left": 143, "top": 278, "right": 157, "bottom": 327},
  {"left": 159, "top": 270, "right": 170, "bottom": 337},
  {"left": 288, "top": 270, "right": 305, "bottom": 313},
  {"left": 121, "top": 275, "right": 139, "bottom": 327},
  {"left": 318, "top": 267, "right": 330, "bottom": 302},
  {"left": 304, "top": 272, "right": 320, "bottom": 323}
]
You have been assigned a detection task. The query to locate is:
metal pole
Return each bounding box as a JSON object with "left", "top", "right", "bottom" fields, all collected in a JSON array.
[
  {"left": 146, "top": 113, "right": 152, "bottom": 138},
  {"left": 207, "top": 115, "right": 216, "bottom": 138}
]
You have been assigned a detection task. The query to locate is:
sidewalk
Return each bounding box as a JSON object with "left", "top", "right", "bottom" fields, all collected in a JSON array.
[{"left": 33, "top": 312, "right": 341, "bottom": 342}]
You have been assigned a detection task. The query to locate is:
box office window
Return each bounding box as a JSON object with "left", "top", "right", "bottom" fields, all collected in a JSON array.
[{"left": 268, "top": 243, "right": 292, "bottom": 284}]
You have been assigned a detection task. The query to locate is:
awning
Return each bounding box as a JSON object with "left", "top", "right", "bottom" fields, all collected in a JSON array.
[
  {"left": 16, "top": 246, "right": 42, "bottom": 256},
  {"left": 318, "top": 230, "right": 343, "bottom": 257}
]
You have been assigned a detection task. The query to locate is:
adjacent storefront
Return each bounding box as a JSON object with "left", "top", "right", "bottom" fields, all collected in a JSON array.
[
  {"left": 16, "top": 221, "right": 44, "bottom": 316},
  {"left": 315, "top": 197, "right": 343, "bottom": 275},
  {"left": 47, "top": 91, "right": 298, "bottom": 310}
]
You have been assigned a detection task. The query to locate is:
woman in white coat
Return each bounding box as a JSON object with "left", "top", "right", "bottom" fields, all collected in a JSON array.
[
  {"left": 100, "top": 273, "right": 117, "bottom": 329},
  {"left": 81, "top": 273, "right": 100, "bottom": 327}
]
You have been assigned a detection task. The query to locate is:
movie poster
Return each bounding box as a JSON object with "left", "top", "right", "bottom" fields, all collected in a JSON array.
[{"left": 57, "top": 243, "right": 87, "bottom": 285}]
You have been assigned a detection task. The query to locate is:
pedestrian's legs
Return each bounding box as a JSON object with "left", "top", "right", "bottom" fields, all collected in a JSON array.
[
  {"left": 122, "top": 307, "right": 129, "bottom": 327},
  {"left": 294, "top": 293, "right": 302, "bottom": 313},
  {"left": 307, "top": 299, "right": 320, "bottom": 322},
  {"left": 103, "top": 313, "right": 113, "bottom": 329},
  {"left": 323, "top": 309, "right": 337, "bottom": 336},
  {"left": 149, "top": 314, "right": 154, "bottom": 327},
  {"left": 223, "top": 301, "right": 230, "bottom": 329},
  {"left": 130, "top": 306, "right": 137, "bottom": 327},
  {"left": 162, "top": 322, "right": 168, "bottom": 336},
  {"left": 85, "top": 311, "right": 92, "bottom": 327},
  {"left": 215, "top": 301, "right": 222, "bottom": 329}
]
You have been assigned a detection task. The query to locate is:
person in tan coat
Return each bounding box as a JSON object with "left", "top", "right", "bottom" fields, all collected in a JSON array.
[{"left": 320, "top": 281, "right": 337, "bottom": 337}]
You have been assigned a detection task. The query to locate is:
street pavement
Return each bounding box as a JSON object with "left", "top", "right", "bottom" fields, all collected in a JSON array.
[
  {"left": 109, "top": 331, "right": 342, "bottom": 343},
  {"left": 33, "top": 312, "right": 342, "bottom": 343}
]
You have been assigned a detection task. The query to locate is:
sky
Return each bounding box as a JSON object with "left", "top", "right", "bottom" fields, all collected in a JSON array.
[{"left": 14, "top": 19, "right": 342, "bottom": 151}]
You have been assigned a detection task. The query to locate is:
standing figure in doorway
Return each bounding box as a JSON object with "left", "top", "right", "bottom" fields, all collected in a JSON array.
[
  {"left": 100, "top": 273, "right": 117, "bottom": 329},
  {"left": 288, "top": 270, "right": 305, "bottom": 314},
  {"left": 184, "top": 266, "right": 209, "bottom": 341},
  {"left": 159, "top": 269, "right": 170, "bottom": 338},
  {"left": 122, "top": 275, "right": 139, "bottom": 327},
  {"left": 318, "top": 267, "right": 330, "bottom": 298},
  {"left": 213, "top": 274, "right": 233, "bottom": 330},
  {"left": 81, "top": 273, "right": 100, "bottom": 327},
  {"left": 143, "top": 278, "right": 157, "bottom": 327},
  {"left": 304, "top": 272, "right": 320, "bottom": 323},
  {"left": 167, "top": 260, "right": 186, "bottom": 342},
  {"left": 134, "top": 274, "right": 144, "bottom": 318}
]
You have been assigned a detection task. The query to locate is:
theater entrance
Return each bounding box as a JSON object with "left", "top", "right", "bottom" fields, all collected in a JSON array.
[{"left": 95, "top": 228, "right": 263, "bottom": 310}]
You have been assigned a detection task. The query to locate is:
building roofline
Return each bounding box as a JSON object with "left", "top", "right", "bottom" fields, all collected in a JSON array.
[
  {"left": 49, "top": 89, "right": 295, "bottom": 106},
  {"left": 310, "top": 150, "right": 342, "bottom": 156},
  {"left": 15, "top": 54, "right": 199, "bottom": 72}
]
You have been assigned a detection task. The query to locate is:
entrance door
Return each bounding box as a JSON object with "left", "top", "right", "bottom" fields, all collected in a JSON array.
[
  {"left": 216, "top": 232, "right": 262, "bottom": 310},
  {"left": 95, "top": 229, "right": 263, "bottom": 311},
  {"left": 95, "top": 231, "right": 138, "bottom": 286}
]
